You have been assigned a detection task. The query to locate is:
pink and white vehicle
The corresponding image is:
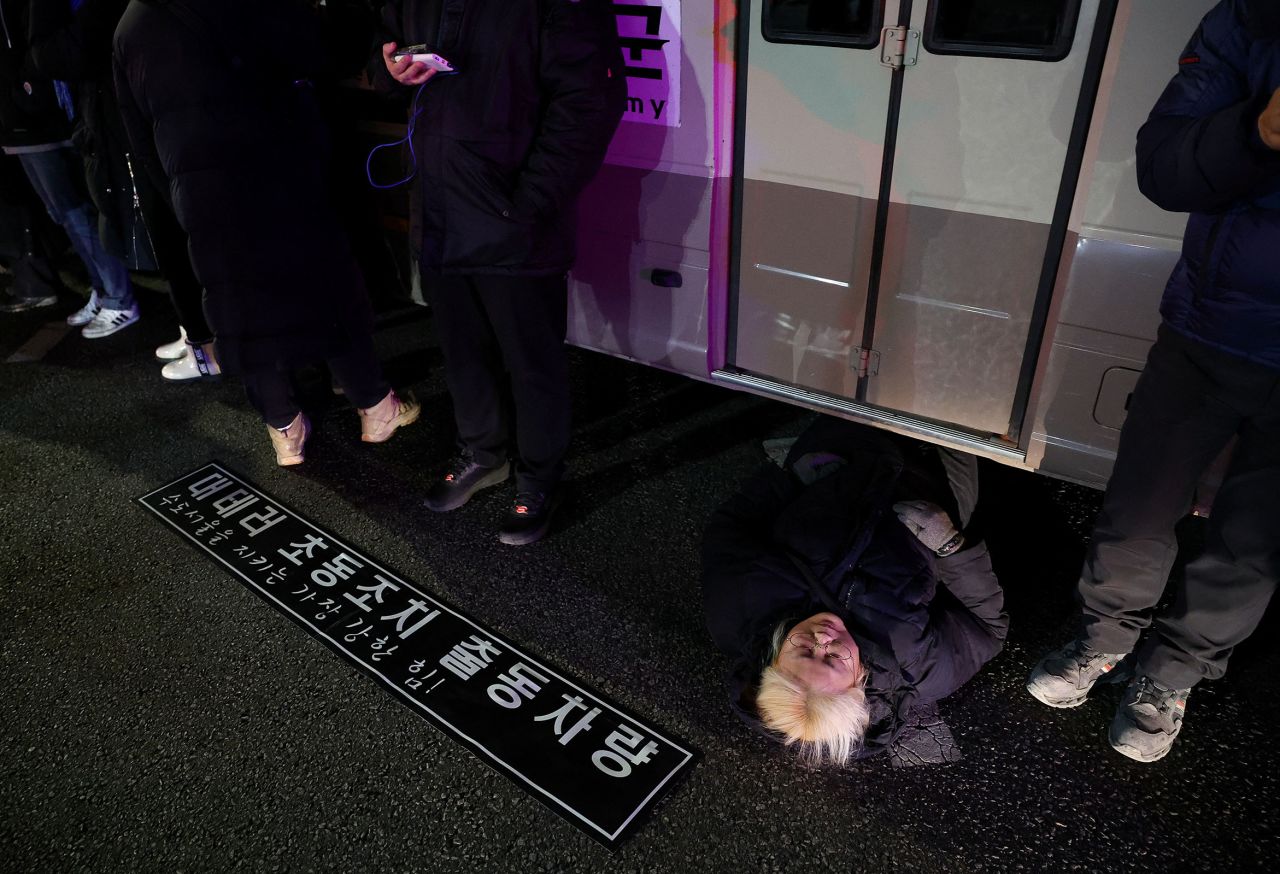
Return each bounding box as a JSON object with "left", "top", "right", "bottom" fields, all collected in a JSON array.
[{"left": 568, "top": 0, "right": 1220, "bottom": 490}]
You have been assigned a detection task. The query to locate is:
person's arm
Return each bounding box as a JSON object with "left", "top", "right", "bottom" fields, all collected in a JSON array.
[
  {"left": 892, "top": 498, "right": 1007, "bottom": 702},
  {"left": 934, "top": 542, "right": 1007, "bottom": 639},
  {"left": 701, "top": 464, "right": 808, "bottom": 655},
  {"left": 371, "top": 0, "right": 435, "bottom": 93},
  {"left": 1136, "top": 0, "right": 1280, "bottom": 213},
  {"left": 509, "top": 0, "right": 626, "bottom": 221}
]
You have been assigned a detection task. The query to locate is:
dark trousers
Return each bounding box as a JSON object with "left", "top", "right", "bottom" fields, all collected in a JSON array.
[
  {"left": 242, "top": 332, "right": 389, "bottom": 430},
  {"left": 0, "top": 159, "right": 61, "bottom": 300},
  {"left": 422, "top": 269, "right": 570, "bottom": 493},
  {"left": 133, "top": 168, "right": 211, "bottom": 343},
  {"left": 1079, "top": 325, "right": 1280, "bottom": 689}
]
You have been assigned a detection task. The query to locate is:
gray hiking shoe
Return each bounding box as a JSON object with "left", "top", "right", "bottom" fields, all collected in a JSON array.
[
  {"left": 1109, "top": 676, "right": 1189, "bottom": 763},
  {"left": 1027, "top": 638, "right": 1128, "bottom": 708}
]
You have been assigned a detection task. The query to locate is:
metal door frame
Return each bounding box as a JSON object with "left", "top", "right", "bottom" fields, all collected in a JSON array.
[{"left": 720, "top": 0, "right": 1121, "bottom": 457}]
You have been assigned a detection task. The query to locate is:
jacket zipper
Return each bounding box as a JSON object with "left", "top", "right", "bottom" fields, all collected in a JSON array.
[{"left": 1, "top": 1, "right": 12, "bottom": 49}]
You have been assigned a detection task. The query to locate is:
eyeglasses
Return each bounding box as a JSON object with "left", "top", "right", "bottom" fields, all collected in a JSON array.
[{"left": 786, "top": 632, "right": 851, "bottom": 660}]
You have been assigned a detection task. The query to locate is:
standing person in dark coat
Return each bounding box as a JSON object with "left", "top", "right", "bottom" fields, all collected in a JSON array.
[
  {"left": 31, "top": 0, "right": 216, "bottom": 379},
  {"left": 1028, "top": 0, "right": 1280, "bottom": 764},
  {"left": 702, "top": 418, "right": 1007, "bottom": 766},
  {"left": 0, "top": 0, "right": 135, "bottom": 336},
  {"left": 376, "top": 0, "right": 626, "bottom": 545},
  {"left": 114, "top": 0, "right": 420, "bottom": 464}
]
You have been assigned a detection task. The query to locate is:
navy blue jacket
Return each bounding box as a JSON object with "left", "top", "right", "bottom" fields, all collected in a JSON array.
[
  {"left": 1137, "top": 0, "right": 1280, "bottom": 370},
  {"left": 701, "top": 420, "right": 1008, "bottom": 760}
]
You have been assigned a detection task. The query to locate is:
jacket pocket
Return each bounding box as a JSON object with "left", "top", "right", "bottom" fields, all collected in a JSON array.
[{"left": 438, "top": 140, "right": 539, "bottom": 268}]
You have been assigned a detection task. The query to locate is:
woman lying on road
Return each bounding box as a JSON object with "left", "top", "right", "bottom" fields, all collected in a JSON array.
[{"left": 702, "top": 418, "right": 1008, "bottom": 765}]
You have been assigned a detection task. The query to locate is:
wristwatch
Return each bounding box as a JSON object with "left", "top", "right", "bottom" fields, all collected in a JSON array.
[{"left": 935, "top": 532, "right": 965, "bottom": 558}]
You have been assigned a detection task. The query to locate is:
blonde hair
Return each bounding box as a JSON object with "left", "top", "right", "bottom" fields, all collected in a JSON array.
[{"left": 756, "top": 621, "right": 871, "bottom": 767}]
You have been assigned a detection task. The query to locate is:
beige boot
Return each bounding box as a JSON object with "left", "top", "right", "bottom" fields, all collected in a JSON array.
[
  {"left": 268, "top": 412, "right": 310, "bottom": 466},
  {"left": 359, "top": 390, "right": 421, "bottom": 443}
]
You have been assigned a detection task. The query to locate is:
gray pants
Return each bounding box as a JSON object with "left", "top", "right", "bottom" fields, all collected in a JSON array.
[{"left": 1079, "top": 325, "right": 1280, "bottom": 689}]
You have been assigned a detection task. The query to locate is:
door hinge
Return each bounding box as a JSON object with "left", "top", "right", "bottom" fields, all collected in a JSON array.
[
  {"left": 880, "top": 26, "right": 920, "bottom": 71},
  {"left": 852, "top": 347, "right": 881, "bottom": 378}
]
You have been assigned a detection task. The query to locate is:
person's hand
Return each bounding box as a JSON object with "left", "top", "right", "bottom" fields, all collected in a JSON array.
[
  {"left": 382, "top": 42, "right": 438, "bottom": 87},
  {"left": 1260, "top": 87, "right": 1280, "bottom": 152},
  {"left": 892, "top": 500, "right": 964, "bottom": 556}
]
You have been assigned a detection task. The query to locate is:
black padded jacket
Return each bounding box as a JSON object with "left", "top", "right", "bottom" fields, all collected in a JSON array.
[
  {"left": 701, "top": 419, "right": 1009, "bottom": 760},
  {"left": 374, "top": 0, "right": 626, "bottom": 275}
]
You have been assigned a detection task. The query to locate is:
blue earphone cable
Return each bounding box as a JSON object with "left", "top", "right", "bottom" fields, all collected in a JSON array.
[{"left": 365, "top": 80, "right": 433, "bottom": 190}]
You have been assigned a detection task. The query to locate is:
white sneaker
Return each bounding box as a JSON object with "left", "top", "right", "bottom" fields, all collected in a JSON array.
[
  {"left": 160, "top": 342, "right": 221, "bottom": 381},
  {"left": 155, "top": 326, "right": 189, "bottom": 361},
  {"left": 81, "top": 303, "right": 140, "bottom": 339},
  {"left": 66, "top": 289, "right": 101, "bottom": 326}
]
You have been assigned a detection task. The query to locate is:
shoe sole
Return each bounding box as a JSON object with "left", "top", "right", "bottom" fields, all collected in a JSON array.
[
  {"left": 498, "top": 520, "right": 553, "bottom": 546},
  {"left": 82, "top": 315, "right": 139, "bottom": 339},
  {"left": 498, "top": 493, "right": 563, "bottom": 546},
  {"left": 423, "top": 465, "right": 510, "bottom": 513},
  {"left": 1026, "top": 680, "right": 1090, "bottom": 709},
  {"left": 161, "top": 369, "right": 222, "bottom": 383},
  {"left": 0, "top": 297, "right": 57, "bottom": 313},
  {"left": 1108, "top": 726, "right": 1175, "bottom": 763},
  {"left": 361, "top": 403, "right": 422, "bottom": 444}
]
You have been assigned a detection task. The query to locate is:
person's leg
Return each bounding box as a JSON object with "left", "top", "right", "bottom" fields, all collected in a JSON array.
[
  {"left": 1139, "top": 374, "right": 1280, "bottom": 690},
  {"left": 242, "top": 369, "right": 300, "bottom": 430},
  {"left": 19, "top": 149, "right": 106, "bottom": 293},
  {"left": 422, "top": 269, "right": 510, "bottom": 469},
  {"left": 1077, "top": 328, "right": 1243, "bottom": 655},
  {"left": 475, "top": 272, "right": 570, "bottom": 494},
  {"left": 134, "top": 170, "right": 210, "bottom": 342},
  {"left": 326, "top": 330, "right": 390, "bottom": 409},
  {"left": 18, "top": 149, "right": 133, "bottom": 310},
  {"left": 0, "top": 166, "right": 60, "bottom": 309},
  {"left": 1028, "top": 328, "right": 1245, "bottom": 710}
]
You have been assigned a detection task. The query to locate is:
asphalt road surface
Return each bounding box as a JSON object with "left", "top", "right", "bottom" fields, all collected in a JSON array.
[{"left": 2, "top": 280, "right": 1277, "bottom": 872}]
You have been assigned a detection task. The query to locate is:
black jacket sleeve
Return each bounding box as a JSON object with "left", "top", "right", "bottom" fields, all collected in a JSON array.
[
  {"left": 510, "top": 0, "right": 626, "bottom": 220},
  {"left": 905, "top": 542, "right": 1007, "bottom": 704},
  {"left": 1136, "top": 0, "right": 1280, "bottom": 213},
  {"left": 701, "top": 464, "right": 810, "bottom": 656}
]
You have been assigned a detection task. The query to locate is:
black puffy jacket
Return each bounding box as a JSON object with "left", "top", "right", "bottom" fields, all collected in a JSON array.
[
  {"left": 1136, "top": 0, "right": 1280, "bottom": 370},
  {"left": 375, "top": 0, "right": 626, "bottom": 275},
  {"left": 701, "top": 420, "right": 1008, "bottom": 760},
  {"left": 115, "top": 0, "right": 374, "bottom": 374}
]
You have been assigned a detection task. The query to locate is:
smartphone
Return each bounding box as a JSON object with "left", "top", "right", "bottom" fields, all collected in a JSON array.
[{"left": 392, "top": 45, "right": 456, "bottom": 73}]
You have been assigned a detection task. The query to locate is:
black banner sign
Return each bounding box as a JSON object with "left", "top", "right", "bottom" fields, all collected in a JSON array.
[{"left": 138, "top": 463, "right": 697, "bottom": 849}]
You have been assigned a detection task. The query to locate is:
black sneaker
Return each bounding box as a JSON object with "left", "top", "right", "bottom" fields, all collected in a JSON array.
[
  {"left": 423, "top": 455, "right": 510, "bottom": 512},
  {"left": 499, "top": 489, "right": 562, "bottom": 546}
]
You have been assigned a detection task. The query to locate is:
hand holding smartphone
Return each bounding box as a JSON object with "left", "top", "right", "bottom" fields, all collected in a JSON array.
[{"left": 389, "top": 43, "right": 456, "bottom": 74}]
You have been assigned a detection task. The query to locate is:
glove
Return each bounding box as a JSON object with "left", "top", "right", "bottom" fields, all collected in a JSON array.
[{"left": 893, "top": 500, "right": 964, "bottom": 556}]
